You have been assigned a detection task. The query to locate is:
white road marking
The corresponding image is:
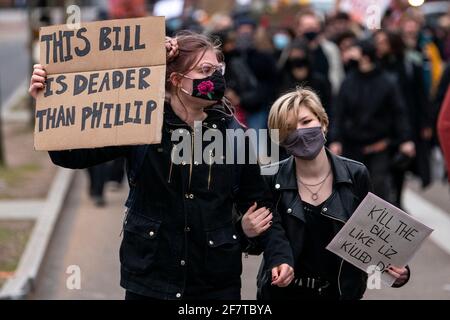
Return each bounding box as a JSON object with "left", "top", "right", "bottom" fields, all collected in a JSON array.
[{"left": 403, "top": 188, "right": 450, "bottom": 256}]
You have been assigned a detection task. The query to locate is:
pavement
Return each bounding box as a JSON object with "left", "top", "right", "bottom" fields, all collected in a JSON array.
[
  {"left": 0, "top": 9, "right": 30, "bottom": 124},
  {"left": 30, "top": 171, "right": 124, "bottom": 300},
  {"left": 0, "top": 9, "right": 28, "bottom": 108},
  {"left": 0, "top": 200, "right": 44, "bottom": 220}
]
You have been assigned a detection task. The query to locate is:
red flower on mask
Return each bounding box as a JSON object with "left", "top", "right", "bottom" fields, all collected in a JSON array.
[{"left": 197, "top": 80, "right": 215, "bottom": 99}]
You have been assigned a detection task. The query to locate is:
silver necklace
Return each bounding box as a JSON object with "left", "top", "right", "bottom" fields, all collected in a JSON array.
[{"left": 297, "top": 169, "right": 332, "bottom": 201}]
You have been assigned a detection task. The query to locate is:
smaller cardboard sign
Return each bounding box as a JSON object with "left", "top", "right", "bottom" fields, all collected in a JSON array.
[{"left": 326, "top": 192, "right": 433, "bottom": 286}]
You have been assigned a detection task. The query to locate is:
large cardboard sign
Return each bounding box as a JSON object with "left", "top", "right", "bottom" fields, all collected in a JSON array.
[
  {"left": 35, "top": 16, "right": 166, "bottom": 151},
  {"left": 326, "top": 192, "right": 433, "bottom": 285}
]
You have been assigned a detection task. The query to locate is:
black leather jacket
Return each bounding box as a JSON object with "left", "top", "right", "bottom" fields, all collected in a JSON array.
[
  {"left": 256, "top": 149, "right": 408, "bottom": 300},
  {"left": 48, "top": 103, "right": 293, "bottom": 300}
]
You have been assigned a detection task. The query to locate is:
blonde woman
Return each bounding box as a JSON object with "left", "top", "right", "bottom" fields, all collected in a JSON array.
[{"left": 252, "top": 88, "right": 410, "bottom": 300}]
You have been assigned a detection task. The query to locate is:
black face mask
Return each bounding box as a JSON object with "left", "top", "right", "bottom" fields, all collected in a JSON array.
[
  {"left": 181, "top": 70, "right": 226, "bottom": 101},
  {"left": 345, "top": 58, "right": 360, "bottom": 72},
  {"left": 304, "top": 31, "right": 319, "bottom": 42},
  {"left": 288, "top": 58, "right": 310, "bottom": 69}
]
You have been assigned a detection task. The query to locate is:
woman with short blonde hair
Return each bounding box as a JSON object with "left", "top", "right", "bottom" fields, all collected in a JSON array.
[
  {"left": 268, "top": 87, "right": 329, "bottom": 144},
  {"left": 251, "top": 87, "right": 410, "bottom": 300}
]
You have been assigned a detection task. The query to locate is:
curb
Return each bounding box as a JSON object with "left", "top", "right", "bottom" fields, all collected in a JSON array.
[
  {"left": 0, "top": 200, "right": 44, "bottom": 220},
  {"left": 1, "top": 78, "right": 28, "bottom": 122},
  {"left": 403, "top": 188, "right": 450, "bottom": 256},
  {"left": 0, "top": 167, "right": 74, "bottom": 299}
]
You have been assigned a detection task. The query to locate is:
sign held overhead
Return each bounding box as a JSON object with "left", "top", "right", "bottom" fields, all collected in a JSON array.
[{"left": 35, "top": 16, "right": 166, "bottom": 151}]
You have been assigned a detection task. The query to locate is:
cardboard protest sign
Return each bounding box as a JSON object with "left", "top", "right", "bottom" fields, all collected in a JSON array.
[
  {"left": 326, "top": 192, "right": 433, "bottom": 286},
  {"left": 35, "top": 16, "right": 166, "bottom": 151}
]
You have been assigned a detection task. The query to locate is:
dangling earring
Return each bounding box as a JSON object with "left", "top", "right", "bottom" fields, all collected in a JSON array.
[
  {"left": 176, "top": 73, "right": 192, "bottom": 96},
  {"left": 174, "top": 88, "right": 190, "bottom": 122}
]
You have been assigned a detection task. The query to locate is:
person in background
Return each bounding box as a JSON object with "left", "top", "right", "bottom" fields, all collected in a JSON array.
[
  {"left": 211, "top": 28, "right": 248, "bottom": 126},
  {"left": 334, "top": 31, "right": 359, "bottom": 74},
  {"left": 400, "top": 12, "right": 444, "bottom": 100},
  {"left": 329, "top": 39, "right": 415, "bottom": 203},
  {"left": 435, "top": 7, "right": 450, "bottom": 62},
  {"left": 325, "top": 11, "right": 362, "bottom": 45},
  {"left": 224, "top": 16, "right": 278, "bottom": 133},
  {"left": 278, "top": 39, "right": 332, "bottom": 116},
  {"left": 375, "top": 30, "right": 432, "bottom": 208},
  {"left": 272, "top": 27, "right": 295, "bottom": 64},
  {"left": 295, "top": 9, "right": 344, "bottom": 95}
]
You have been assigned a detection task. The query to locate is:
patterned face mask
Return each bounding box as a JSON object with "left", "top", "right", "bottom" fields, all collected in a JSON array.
[
  {"left": 282, "top": 126, "right": 325, "bottom": 160},
  {"left": 180, "top": 70, "right": 226, "bottom": 101}
]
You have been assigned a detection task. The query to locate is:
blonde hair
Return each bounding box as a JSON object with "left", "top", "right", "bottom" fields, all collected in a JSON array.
[{"left": 268, "top": 87, "right": 329, "bottom": 143}]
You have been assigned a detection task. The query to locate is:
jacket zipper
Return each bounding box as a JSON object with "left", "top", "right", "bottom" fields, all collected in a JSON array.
[
  {"left": 168, "top": 144, "right": 176, "bottom": 183},
  {"left": 188, "top": 130, "right": 194, "bottom": 189},
  {"left": 119, "top": 208, "right": 129, "bottom": 237},
  {"left": 208, "top": 150, "right": 213, "bottom": 190},
  {"left": 337, "top": 259, "right": 344, "bottom": 297},
  {"left": 320, "top": 209, "right": 346, "bottom": 298}
]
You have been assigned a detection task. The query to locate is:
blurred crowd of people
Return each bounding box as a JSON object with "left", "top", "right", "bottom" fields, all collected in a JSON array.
[
  {"left": 33, "top": 0, "right": 449, "bottom": 208},
  {"left": 162, "top": 1, "right": 450, "bottom": 208}
]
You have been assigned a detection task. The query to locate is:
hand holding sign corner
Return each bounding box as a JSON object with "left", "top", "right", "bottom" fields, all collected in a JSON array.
[{"left": 326, "top": 192, "right": 432, "bottom": 287}]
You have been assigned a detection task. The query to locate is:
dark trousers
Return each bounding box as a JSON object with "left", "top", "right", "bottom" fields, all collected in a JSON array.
[
  {"left": 391, "top": 167, "right": 406, "bottom": 209},
  {"left": 87, "top": 159, "right": 125, "bottom": 198},
  {"left": 343, "top": 147, "right": 394, "bottom": 203},
  {"left": 109, "top": 158, "right": 125, "bottom": 184},
  {"left": 87, "top": 163, "right": 108, "bottom": 197}
]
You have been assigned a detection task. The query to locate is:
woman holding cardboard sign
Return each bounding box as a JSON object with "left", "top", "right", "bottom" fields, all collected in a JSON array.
[
  {"left": 246, "top": 88, "right": 410, "bottom": 300},
  {"left": 29, "top": 32, "right": 294, "bottom": 300}
]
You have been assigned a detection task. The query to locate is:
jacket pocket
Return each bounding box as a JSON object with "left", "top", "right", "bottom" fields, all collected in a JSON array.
[
  {"left": 119, "top": 212, "right": 161, "bottom": 274},
  {"left": 205, "top": 224, "right": 242, "bottom": 282}
]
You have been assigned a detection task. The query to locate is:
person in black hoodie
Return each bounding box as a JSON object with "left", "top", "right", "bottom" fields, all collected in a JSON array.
[
  {"left": 329, "top": 39, "right": 415, "bottom": 203},
  {"left": 375, "top": 30, "right": 433, "bottom": 208},
  {"left": 278, "top": 39, "right": 332, "bottom": 115},
  {"left": 223, "top": 17, "right": 278, "bottom": 131}
]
